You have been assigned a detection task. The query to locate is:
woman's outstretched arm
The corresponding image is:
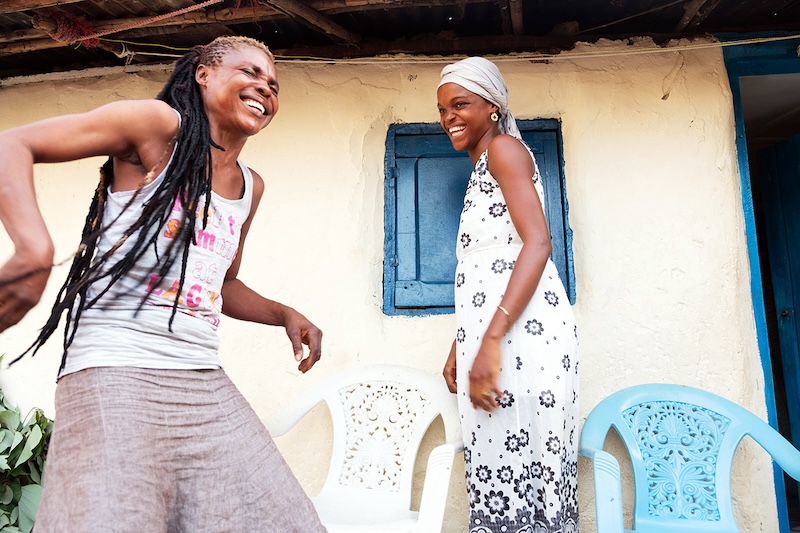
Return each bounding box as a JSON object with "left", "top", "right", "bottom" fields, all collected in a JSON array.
[{"left": 0, "top": 99, "right": 178, "bottom": 332}]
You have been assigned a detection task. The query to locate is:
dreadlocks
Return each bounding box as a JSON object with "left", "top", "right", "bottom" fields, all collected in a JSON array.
[{"left": 13, "top": 36, "right": 273, "bottom": 372}]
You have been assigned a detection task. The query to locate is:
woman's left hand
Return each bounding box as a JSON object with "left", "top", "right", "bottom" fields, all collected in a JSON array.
[
  {"left": 469, "top": 337, "right": 503, "bottom": 411},
  {"left": 283, "top": 308, "right": 322, "bottom": 373}
]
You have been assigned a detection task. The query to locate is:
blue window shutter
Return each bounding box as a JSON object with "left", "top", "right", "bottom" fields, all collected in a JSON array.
[{"left": 384, "top": 120, "right": 574, "bottom": 315}]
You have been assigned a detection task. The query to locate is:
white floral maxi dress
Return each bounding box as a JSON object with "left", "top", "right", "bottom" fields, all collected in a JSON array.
[{"left": 454, "top": 147, "right": 579, "bottom": 533}]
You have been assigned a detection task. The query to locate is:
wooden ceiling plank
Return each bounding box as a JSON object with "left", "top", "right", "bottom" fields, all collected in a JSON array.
[
  {"left": 674, "top": 0, "right": 709, "bottom": 32},
  {"left": 1, "top": 0, "right": 492, "bottom": 45},
  {"left": 497, "top": 0, "right": 513, "bottom": 34},
  {"left": 317, "top": 0, "right": 493, "bottom": 16},
  {"left": 0, "top": 37, "right": 65, "bottom": 56},
  {"left": 0, "top": 0, "right": 83, "bottom": 15},
  {"left": 508, "top": 0, "right": 523, "bottom": 34},
  {"left": 264, "top": 0, "right": 360, "bottom": 43},
  {"left": 685, "top": 0, "right": 721, "bottom": 31}
]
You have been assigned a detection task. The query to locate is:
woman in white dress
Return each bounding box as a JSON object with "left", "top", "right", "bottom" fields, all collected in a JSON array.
[{"left": 438, "top": 57, "right": 579, "bottom": 533}]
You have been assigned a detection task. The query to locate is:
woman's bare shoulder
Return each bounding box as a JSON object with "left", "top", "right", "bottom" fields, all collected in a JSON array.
[{"left": 487, "top": 134, "right": 532, "bottom": 176}]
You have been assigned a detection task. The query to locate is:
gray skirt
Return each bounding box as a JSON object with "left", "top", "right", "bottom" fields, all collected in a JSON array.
[{"left": 34, "top": 367, "right": 325, "bottom": 533}]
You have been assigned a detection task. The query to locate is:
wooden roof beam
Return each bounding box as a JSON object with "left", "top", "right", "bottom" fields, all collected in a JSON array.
[
  {"left": 675, "top": 0, "right": 720, "bottom": 32},
  {"left": 0, "top": 0, "right": 496, "bottom": 48},
  {"left": 508, "top": 0, "right": 524, "bottom": 35},
  {"left": 264, "top": 0, "right": 361, "bottom": 44},
  {"left": 0, "top": 0, "right": 82, "bottom": 15},
  {"left": 497, "top": 0, "right": 524, "bottom": 35}
]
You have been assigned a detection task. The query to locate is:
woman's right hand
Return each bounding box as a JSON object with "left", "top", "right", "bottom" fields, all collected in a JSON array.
[
  {"left": 443, "top": 339, "right": 457, "bottom": 393},
  {"left": 0, "top": 246, "right": 53, "bottom": 333},
  {"left": 469, "top": 337, "right": 503, "bottom": 411}
]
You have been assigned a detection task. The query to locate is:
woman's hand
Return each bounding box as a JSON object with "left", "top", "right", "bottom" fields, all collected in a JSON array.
[
  {"left": 0, "top": 246, "right": 53, "bottom": 333},
  {"left": 469, "top": 336, "right": 503, "bottom": 411},
  {"left": 283, "top": 308, "right": 322, "bottom": 373},
  {"left": 443, "top": 339, "right": 457, "bottom": 393}
]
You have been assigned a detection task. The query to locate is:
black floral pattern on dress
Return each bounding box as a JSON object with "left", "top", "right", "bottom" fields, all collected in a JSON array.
[
  {"left": 491, "top": 259, "right": 508, "bottom": 274},
  {"left": 525, "top": 319, "right": 544, "bottom": 335},
  {"left": 479, "top": 181, "right": 496, "bottom": 194},
  {"left": 498, "top": 465, "right": 514, "bottom": 484},
  {"left": 539, "top": 390, "right": 556, "bottom": 408},
  {"left": 457, "top": 327, "right": 466, "bottom": 343},
  {"left": 545, "top": 291, "right": 559, "bottom": 306},
  {"left": 546, "top": 436, "right": 561, "bottom": 455},
  {"left": 472, "top": 292, "right": 486, "bottom": 307},
  {"left": 505, "top": 433, "right": 523, "bottom": 453},
  {"left": 485, "top": 490, "right": 510, "bottom": 516},
  {"left": 489, "top": 202, "right": 507, "bottom": 218},
  {"left": 498, "top": 390, "right": 515, "bottom": 408},
  {"left": 475, "top": 465, "right": 492, "bottom": 483},
  {"left": 460, "top": 233, "right": 471, "bottom": 247},
  {"left": 562, "top": 354, "right": 571, "bottom": 371},
  {"left": 518, "top": 429, "right": 530, "bottom": 447},
  {"left": 456, "top": 272, "right": 465, "bottom": 287},
  {"left": 469, "top": 483, "right": 481, "bottom": 507}
]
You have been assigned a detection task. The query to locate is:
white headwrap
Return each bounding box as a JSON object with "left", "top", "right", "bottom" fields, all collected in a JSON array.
[{"left": 437, "top": 57, "right": 521, "bottom": 140}]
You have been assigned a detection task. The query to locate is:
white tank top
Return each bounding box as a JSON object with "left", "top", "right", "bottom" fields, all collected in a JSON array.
[{"left": 61, "top": 136, "right": 254, "bottom": 378}]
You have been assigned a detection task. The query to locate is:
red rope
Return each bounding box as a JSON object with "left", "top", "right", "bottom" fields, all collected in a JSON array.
[{"left": 41, "top": 11, "right": 100, "bottom": 47}]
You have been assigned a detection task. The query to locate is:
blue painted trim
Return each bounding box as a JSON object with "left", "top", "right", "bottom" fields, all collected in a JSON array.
[
  {"left": 555, "top": 122, "right": 576, "bottom": 304},
  {"left": 722, "top": 34, "right": 800, "bottom": 533},
  {"left": 383, "top": 125, "right": 398, "bottom": 315}
]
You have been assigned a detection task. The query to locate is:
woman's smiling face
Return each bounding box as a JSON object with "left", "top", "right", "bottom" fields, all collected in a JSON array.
[
  {"left": 196, "top": 44, "right": 280, "bottom": 137},
  {"left": 437, "top": 82, "right": 498, "bottom": 154}
]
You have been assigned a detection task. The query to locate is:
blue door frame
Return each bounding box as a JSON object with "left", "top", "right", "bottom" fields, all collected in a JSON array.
[{"left": 722, "top": 33, "right": 800, "bottom": 533}]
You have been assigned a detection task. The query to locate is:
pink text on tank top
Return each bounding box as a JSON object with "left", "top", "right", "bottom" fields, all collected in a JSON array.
[{"left": 140, "top": 195, "right": 244, "bottom": 327}]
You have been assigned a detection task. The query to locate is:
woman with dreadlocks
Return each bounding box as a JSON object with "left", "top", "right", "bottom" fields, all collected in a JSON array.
[{"left": 0, "top": 36, "right": 326, "bottom": 532}]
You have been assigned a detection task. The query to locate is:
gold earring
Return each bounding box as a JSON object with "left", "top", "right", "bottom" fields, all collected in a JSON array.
[{"left": 490, "top": 111, "right": 499, "bottom": 122}]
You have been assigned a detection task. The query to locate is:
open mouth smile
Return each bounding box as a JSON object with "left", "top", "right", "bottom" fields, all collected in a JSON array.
[
  {"left": 449, "top": 125, "right": 466, "bottom": 137},
  {"left": 243, "top": 98, "right": 266, "bottom": 115}
]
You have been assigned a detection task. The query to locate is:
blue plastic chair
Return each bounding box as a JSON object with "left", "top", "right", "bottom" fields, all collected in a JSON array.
[{"left": 579, "top": 383, "right": 800, "bottom": 532}]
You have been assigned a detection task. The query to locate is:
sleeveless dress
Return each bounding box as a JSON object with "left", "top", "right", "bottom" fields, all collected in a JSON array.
[{"left": 454, "top": 144, "right": 580, "bottom": 533}]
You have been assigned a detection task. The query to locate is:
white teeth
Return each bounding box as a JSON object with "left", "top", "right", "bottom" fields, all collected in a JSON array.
[
  {"left": 449, "top": 126, "right": 465, "bottom": 134},
  {"left": 244, "top": 99, "right": 265, "bottom": 115}
]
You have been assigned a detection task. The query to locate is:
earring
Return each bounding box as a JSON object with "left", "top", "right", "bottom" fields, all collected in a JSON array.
[{"left": 490, "top": 111, "right": 499, "bottom": 122}]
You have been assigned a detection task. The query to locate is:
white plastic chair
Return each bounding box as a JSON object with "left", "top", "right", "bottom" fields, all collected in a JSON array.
[{"left": 264, "top": 364, "right": 464, "bottom": 533}]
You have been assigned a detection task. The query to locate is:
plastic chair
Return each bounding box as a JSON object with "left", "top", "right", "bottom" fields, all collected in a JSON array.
[
  {"left": 579, "top": 383, "right": 800, "bottom": 532},
  {"left": 264, "top": 364, "right": 464, "bottom": 533}
]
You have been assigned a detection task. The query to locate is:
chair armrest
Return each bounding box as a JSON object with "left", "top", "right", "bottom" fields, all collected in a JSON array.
[
  {"left": 579, "top": 447, "right": 625, "bottom": 533},
  {"left": 262, "top": 396, "right": 325, "bottom": 437},
  {"left": 415, "top": 441, "right": 463, "bottom": 533}
]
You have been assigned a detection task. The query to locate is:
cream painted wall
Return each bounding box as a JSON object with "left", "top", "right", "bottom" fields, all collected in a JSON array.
[{"left": 0, "top": 38, "right": 776, "bottom": 531}]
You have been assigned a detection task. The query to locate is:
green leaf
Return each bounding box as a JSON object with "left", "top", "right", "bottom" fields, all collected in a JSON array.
[
  {"left": 0, "top": 412, "right": 19, "bottom": 433},
  {"left": 14, "top": 426, "right": 41, "bottom": 469},
  {"left": 28, "top": 463, "right": 40, "bottom": 485},
  {"left": 0, "top": 456, "right": 9, "bottom": 471},
  {"left": 8, "top": 507, "right": 16, "bottom": 526},
  {"left": 0, "top": 514, "right": 10, "bottom": 527},
  {"left": 0, "top": 431, "right": 15, "bottom": 454},
  {"left": 0, "top": 486, "right": 11, "bottom": 505},
  {"left": 8, "top": 434, "right": 22, "bottom": 455},
  {"left": 17, "top": 485, "right": 41, "bottom": 533}
]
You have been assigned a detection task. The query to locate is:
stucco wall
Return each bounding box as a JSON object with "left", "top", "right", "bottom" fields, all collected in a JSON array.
[{"left": 0, "top": 39, "right": 776, "bottom": 531}]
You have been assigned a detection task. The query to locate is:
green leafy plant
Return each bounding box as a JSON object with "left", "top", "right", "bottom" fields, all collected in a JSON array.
[{"left": 0, "top": 387, "right": 52, "bottom": 533}]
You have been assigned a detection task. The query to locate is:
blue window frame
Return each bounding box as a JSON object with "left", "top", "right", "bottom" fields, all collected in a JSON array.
[{"left": 383, "top": 119, "right": 574, "bottom": 315}]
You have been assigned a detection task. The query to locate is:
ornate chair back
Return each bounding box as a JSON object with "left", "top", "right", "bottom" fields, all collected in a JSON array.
[
  {"left": 265, "top": 364, "right": 463, "bottom": 533},
  {"left": 579, "top": 383, "right": 800, "bottom": 532}
]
